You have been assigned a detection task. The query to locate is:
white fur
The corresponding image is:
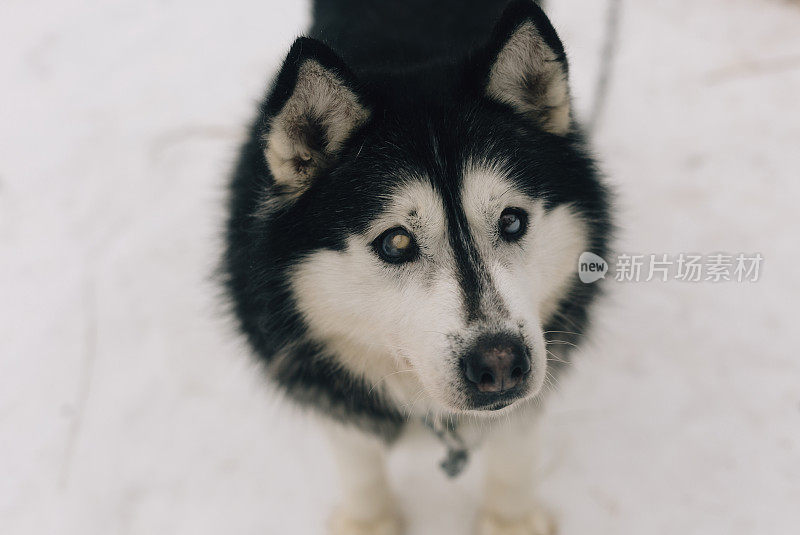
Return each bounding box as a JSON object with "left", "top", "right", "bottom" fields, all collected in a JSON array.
[
  {"left": 289, "top": 164, "right": 588, "bottom": 417},
  {"left": 476, "top": 409, "right": 555, "bottom": 535},
  {"left": 290, "top": 164, "right": 588, "bottom": 535},
  {"left": 324, "top": 422, "right": 403, "bottom": 535},
  {"left": 477, "top": 508, "right": 556, "bottom": 535},
  {"left": 460, "top": 163, "right": 588, "bottom": 388},
  {"left": 290, "top": 180, "right": 461, "bottom": 415}
]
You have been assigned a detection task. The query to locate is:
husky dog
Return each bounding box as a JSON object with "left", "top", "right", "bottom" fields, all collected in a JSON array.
[{"left": 224, "top": 0, "right": 611, "bottom": 533}]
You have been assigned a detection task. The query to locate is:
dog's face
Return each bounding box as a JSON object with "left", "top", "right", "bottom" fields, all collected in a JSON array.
[{"left": 256, "top": 4, "right": 605, "bottom": 414}]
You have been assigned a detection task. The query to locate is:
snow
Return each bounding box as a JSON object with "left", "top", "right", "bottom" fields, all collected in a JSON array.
[{"left": 1, "top": 0, "right": 799, "bottom": 533}]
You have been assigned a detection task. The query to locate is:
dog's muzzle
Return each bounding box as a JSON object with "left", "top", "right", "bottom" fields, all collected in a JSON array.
[{"left": 460, "top": 331, "right": 531, "bottom": 408}]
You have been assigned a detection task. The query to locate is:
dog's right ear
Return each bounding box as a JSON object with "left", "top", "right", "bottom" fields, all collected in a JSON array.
[
  {"left": 473, "top": 0, "right": 571, "bottom": 135},
  {"left": 263, "top": 38, "right": 370, "bottom": 193}
]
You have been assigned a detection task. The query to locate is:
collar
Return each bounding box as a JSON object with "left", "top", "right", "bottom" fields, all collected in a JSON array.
[{"left": 423, "top": 418, "right": 470, "bottom": 478}]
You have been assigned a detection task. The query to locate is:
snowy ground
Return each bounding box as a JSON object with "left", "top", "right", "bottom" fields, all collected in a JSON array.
[{"left": 2, "top": 0, "right": 799, "bottom": 533}]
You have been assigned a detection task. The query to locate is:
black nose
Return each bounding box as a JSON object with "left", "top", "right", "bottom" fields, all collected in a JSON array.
[{"left": 462, "top": 333, "right": 531, "bottom": 394}]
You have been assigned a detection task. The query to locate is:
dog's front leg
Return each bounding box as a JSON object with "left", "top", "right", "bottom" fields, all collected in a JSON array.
[
  {"left": 477, "top": 412, "right": 555, "bottom": 535},
  {"left": 325, "top": 423, "right": 403, "bottom": 535}
]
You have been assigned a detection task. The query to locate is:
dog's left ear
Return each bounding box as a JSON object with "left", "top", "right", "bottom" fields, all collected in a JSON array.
[
  {"left": 475, "top": 1, "right": 571, "bottom": 135},
  {"left": 263, "top": 37, "right": 371, "bottom": 193}
]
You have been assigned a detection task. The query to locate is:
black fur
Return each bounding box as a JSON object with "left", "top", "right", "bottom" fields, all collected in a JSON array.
[{"left": 223, "top": 0, "right": 611, "bottom": 439}]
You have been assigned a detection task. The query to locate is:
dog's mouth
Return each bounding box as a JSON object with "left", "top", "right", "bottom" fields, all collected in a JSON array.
[
  {"left": 472, "top": 398, "right": 515, "bottom": 411},
  {"left": 449, "top": 332, "right": 541, "bottom": 412},
  {"left": 460, "top": 383, "right": 531, "bottom": 412}
]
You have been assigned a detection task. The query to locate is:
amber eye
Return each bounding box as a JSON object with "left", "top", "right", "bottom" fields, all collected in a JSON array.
[
  {"left": 499, "top": 208, "right": 528, "bottom": 241},
  {"left": 374, "top": 227, "right": 418, "bottom": 264}
]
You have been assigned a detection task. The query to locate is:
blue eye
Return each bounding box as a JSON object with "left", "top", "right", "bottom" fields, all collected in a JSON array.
[
  {"left": 499, "top": 208, "right": 527, "bottom": 241},
  {"left": 374, "top": 227, "right": 418, "bottom": 263}
]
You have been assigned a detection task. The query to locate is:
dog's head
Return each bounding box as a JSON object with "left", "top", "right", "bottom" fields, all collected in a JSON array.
[{"left": 253, "top": 2, "right": 608, "bottom": 414}]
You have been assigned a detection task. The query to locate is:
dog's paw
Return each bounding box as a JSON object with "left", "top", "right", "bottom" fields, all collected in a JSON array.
[
  {"left": 476, "top": 506, "right": 557, "bottom": 535},
  {"left": 328, "top": 508, "right": 404, "bottom": 535}
]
